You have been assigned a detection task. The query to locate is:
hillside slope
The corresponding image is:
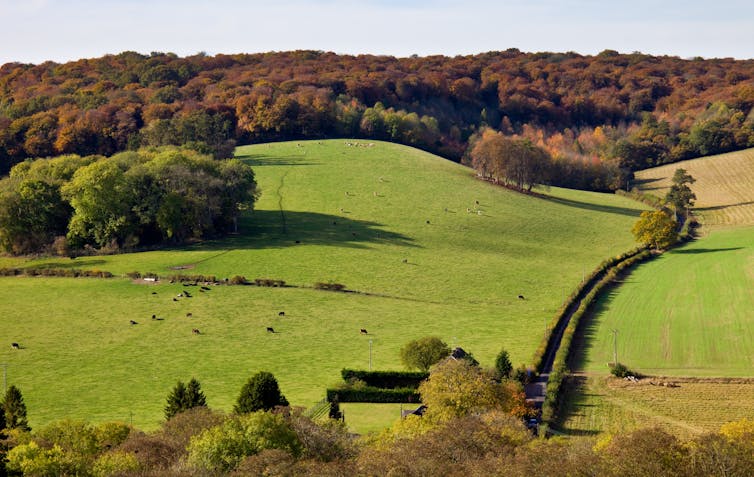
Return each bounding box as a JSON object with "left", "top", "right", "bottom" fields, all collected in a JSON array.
[
  {"left": 634, "top": 148, "right": 754, "bottom": 227},
  {"left": 0, "top": 140, "right": 646, "bottom": 429}
]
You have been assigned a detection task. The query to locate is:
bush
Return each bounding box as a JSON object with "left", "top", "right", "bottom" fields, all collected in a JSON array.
[
  {"left": 229, "top": 275, "right": 248, "bottom": 285},
  {"left": 340, "top": 369, "right": 429, "bottom": 389},
  {"left": 609, "top": 362, "right": 641, "bottom": 378},
  {"left": 254, "top": 278, "right": 286, "bottom": 287},
  {"left": 313, "top": 282, "right": 346, "bottom": 291}
]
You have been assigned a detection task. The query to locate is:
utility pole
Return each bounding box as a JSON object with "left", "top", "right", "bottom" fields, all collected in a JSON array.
[
  {"left": 612, "top": 329, "right": 619, "bottom": 365},
  {"left": 369, "top": 339, "right": 373, "bottom": 371}
]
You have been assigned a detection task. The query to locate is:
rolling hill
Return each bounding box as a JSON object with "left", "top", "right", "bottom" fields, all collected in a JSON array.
[{"left": 0, "top": 140, "right": 646, "bottom": 430}]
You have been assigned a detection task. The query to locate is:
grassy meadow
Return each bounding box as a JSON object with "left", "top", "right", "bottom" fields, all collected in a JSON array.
[
  {"left": 575, "top": 226, "right": 754, "bottom": 377},
  {"left": 560, "top": 146, "right": 754, "bottom": 435},
  {"left": 0, "top": 140, "right": 647, "bottom": 431},
  {"left": 634, "top": 147, "right": 754, "bottom": 227}
]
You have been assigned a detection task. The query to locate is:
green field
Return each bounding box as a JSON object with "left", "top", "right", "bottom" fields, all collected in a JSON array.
[
  {"left": 576, "top": 226, "right": 754, "bottom": 376},
  {"left": 0, "top": 140, "right": 646, "bottom": 431}
]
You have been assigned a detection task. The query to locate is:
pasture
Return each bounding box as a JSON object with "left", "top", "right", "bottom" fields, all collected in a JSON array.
[
  {"left": 634, "top": 147, "right": 754, "bottom": 227},
  {"left": 0, "top": 140, "right": 646, "bottom": 431},
  {"left": 575, "top": 226, "right": 754, "bottom": 377}
]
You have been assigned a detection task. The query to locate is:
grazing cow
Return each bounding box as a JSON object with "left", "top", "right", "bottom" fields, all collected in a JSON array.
[
  {"left": 130, "top": 320, "right": 138, "bottom": 325},
  {"left": 266, "top": 327, "right": 275, "bottom": 333},
  {"left": 184, "top": 292, "right": 191, "bottom": 298},
  {"left": 151, "top": 291, "right": 157, "bottom": 295},
  {"left": 186, "top": 312, "right": 193, "bottom": 317},
  {"left": 360, "top": 329, "right": 368, "bottom": 335},
  {"left": 402, "top": 258, "right": 408, "bottom": 263},
  {"left": 278, "top": 311, "right": 285, "bottom": 317},
  {"left": 475, "top": 200, "right": 479, "bottom": 205},
  {"left": 192, "top": 328, "right": 201, "bottom": 334},
  {"left": 151, "top": 314, "right": 156, "bottom": 319},
  {"left": 11, "top": 342, "right": 20, "bottom": 349},
  {"left": 177, "top": 293, "right": 183, "bottom": 298},
  {"left": 201, "top": 286, "right": 210, "bottom": 291},
  {"left": 518, "top": 295, "right": 525, "bottom": 300},
  {"left": 173, "top": 298, "right": 178, "bottom": 302}
]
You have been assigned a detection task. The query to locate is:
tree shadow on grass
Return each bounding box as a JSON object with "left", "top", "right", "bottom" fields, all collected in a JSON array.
[
  {"left": 568, "top": 286, "right": 622, "bottom": 372},
  {"left": 26, "top": 258, "right": 107, "bottom": 270},
  {"left": 235, "top": 153, "right": 318, "bottom": 167},
  {"left": 668, "top": 247, "right": 743, "bottom": 255},
  {"left": 192, "top": 210, "right": 418, "bottom": 251},
  {"left": 537, "top": 195, "right": 645, "bottom": 218}
]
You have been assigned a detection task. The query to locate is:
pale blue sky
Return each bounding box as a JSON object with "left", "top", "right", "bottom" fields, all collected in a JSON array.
[{"left": 1, "top": 0, "right": 752, "bottom": 65}]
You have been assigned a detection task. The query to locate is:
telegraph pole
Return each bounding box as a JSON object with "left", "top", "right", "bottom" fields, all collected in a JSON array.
[
  {"left": 369, "top": 339, "right": 373, "bottom": 371},
  {"left": 612, "top": 329, "right": 619, "bottom": 365}
]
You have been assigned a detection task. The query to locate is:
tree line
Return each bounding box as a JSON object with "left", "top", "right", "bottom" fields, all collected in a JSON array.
[
  {"left": 0, "top": 146, "right": 258, "bottom": 255},
  {"left": 1, "top": 50, "right": 752, "bottom": 190},
  {"left": 3, "top": 360, "right": 754, "bottom": 476}
]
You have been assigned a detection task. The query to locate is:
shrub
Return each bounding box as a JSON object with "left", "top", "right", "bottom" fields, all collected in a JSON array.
[
  {"left": 313, "top": 282, "right": 346, "bottom": 291},
  {"left": 187, "top": 412, "right": 301, "bottom": 474},
  {"left": 229, "top": 275, "right": 248, "bottom": 285},
  {"left": 254, "top": 278, "right": 286, "bottom": 287},
  {"left": 609, "top": 362, "right": 641, "bottom": 378}
]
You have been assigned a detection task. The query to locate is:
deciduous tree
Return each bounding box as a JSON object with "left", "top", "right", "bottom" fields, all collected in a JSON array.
[
  {"left": 234, "top": 372, "right": 289, "bottom": 414},
  {"left": 631, "top": 210, "right": 678, "bottom": 250},
  {"left": 399, "top": 336, "right": 450, "bottom": 372}
]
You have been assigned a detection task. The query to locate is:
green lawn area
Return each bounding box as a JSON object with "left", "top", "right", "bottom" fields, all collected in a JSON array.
[
  {"left": 576, "top": 226, "right": 754, "bottom": 377},
  {"left": 0, "top": 140, "right": 645, "bottom": 431}
]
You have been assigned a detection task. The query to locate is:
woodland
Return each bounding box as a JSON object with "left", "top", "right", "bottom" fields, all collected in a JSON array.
[{"left": 1, "top": 50, "right": 753, "bottom": 190}]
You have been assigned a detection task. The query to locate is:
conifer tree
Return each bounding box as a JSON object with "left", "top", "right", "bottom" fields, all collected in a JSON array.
[
  {"left": 164, "top": 381, "right": 188, "bottom": 420},
  {"left": 495, "top": 349, "right": 513, "bottom": 380},
  {"left": 185, "top": 377, "right": 207, "bottom": 409},
  {"left": 2, "top": 385, "right": 30, "bottom": 431}
]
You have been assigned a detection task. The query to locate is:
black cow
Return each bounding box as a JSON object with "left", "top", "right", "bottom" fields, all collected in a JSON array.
[
  {"left": 266, "top": 327, "right": 275, "bottom": 333},
  {"left": 360, "top": 329, "right": 368, "bottom": 334}
]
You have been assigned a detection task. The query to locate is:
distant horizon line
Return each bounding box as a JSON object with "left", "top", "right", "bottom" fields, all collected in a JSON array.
[{"left": 3, "top": 47, "right": 753, "bottom": 67}]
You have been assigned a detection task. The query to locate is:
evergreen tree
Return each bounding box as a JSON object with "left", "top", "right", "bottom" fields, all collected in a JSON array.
[
  {"left": 165, "top": 378, "right": 208, "bottom": 420},
  {"left": 164, "top": 381, "right": 187, "bottom": 420},
  {"left": 495, "top": 349, "right": 513, "bottom": 380},
  {"left": 185, "top": 378, "right": 207, "bottom": 409},
  {"left": 234, "top": 371, "right": 289, "bottom": 414},
  {"left": 2, "top": 385, "right": 30, "bottom": 431}
]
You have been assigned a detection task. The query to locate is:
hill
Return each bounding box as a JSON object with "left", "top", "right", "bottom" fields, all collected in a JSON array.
[
  {"left": 2, "top": 50, "right": 753, "bottom": 190},
  {"left": 0, "top": 140, "right": 646, "bottom": 430},
  {"left": 634, "top": 148, "right": 754, "bottom": 227}
]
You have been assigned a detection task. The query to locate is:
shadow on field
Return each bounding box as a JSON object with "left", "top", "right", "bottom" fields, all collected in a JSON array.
[
  {"left": 696, "top": 200, "right": 754, "bottom": 211},
  {"left": 631, "top": 177, "right": 666, "bottom": 190},
  {"left": 669, "top": 247, "right": 743, "bottom": 255},
  {"left": 27, "top": 259, "right": 107, "bottom": 269},
  {"left": 197, "top": 210, "right": 417, "bottom": 251},
  {"left": 567, "top": 287, "right": 622, "bottom": 372},
  {"left": 235, "top": 153, "right": 317, "bottom": 167},
  {"left": 554, "top": 374, "right": 602, "bottom": 437},
  {"left": 538, "top": 195, "right": 644, "bottom": 218}
]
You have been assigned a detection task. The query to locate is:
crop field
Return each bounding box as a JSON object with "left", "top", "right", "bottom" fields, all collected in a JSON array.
[
  {"left": 0, "top": 140, "right": 646, "bottom": 431},
  {"left": 559, "top": 375, "right": 754, "bottom": 439},
  {"left": 575, "top": 226, "right": 754, "bottom": 377},
  {"left": 634, "top": 147, "right": 754, "bottom": 227}
]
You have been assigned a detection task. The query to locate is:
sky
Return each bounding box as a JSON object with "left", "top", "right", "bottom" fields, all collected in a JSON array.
[{"left": 1, "top": 0, "right": 753, "bottom": 65}]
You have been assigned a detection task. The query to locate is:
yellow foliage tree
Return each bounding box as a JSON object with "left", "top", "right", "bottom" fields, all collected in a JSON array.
[
  {"left": 417, "top": 359, "right": 529, "bottom": 423},
  {"left": 631, "top": 210, "right": 678, "bottom": 250}
]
